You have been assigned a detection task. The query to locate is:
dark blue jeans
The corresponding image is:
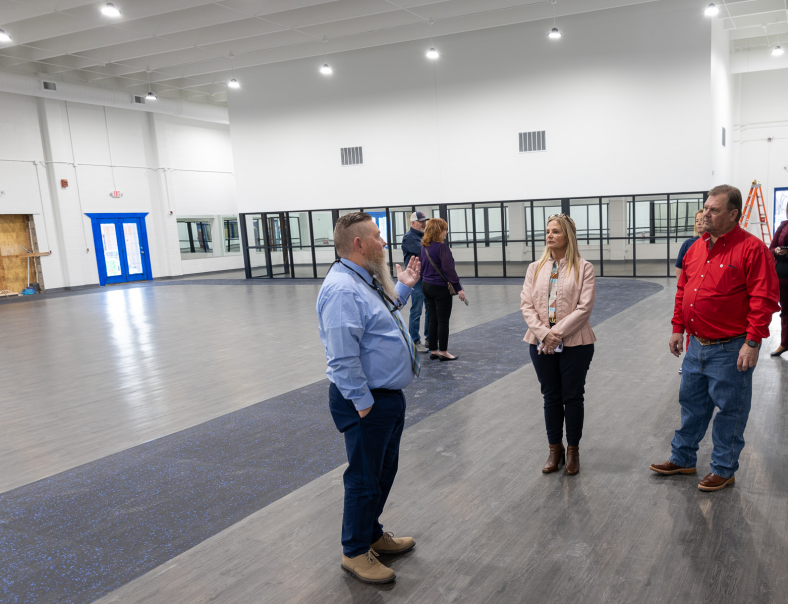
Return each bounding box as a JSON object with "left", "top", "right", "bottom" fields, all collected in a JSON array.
[
  {"left": 408, "top": 279, "right": 429, "bottom": 344},
  {"left": 328, "top": 383, "right": 406, "bottom": 558},
  {"left": 670, "top": 335, "right": 754, "bottom": 479},
  {"left": 529, "top": 343, "right": 595, "bottom": 447}
]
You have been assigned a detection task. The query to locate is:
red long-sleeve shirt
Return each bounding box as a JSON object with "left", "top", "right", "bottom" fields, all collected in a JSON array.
[{"left": 672, "top": 224, "right": 779, "bottom": 343}]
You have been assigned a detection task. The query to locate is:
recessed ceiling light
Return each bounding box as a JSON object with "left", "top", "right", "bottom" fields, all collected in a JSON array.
[
  {"left": 426, "top": 47, "right": 439, "bottom": 60},
  {"left": 228, "top": 78, "right": 240, "bottom": 88},
  {"left": 773, "top": 46, "right": 785, "bottom": 57},
  {"left": 101, "top": 3, "right": 121, "bottom": 17},
  {"left": 320, "top": 63, "right": 333, "bottom": 75},
  {"left": 145, "top": 91, "right": 157, "bottom": 100},
  {"left": 704, "top": 3, "right": 719, "bottom": 16},
  {"left": 0, "top": 29, "right": 11, "bottom": 43},
  {"left": 548, "top": 27, "right": 562, "bottom": 39}
]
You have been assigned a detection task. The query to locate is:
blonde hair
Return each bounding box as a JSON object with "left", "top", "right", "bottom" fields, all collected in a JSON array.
[
  {"left": 535, "top": 215, "right": 582, "bottom": 283},
  {"left": 421, "top": 218, "right": 448, "bottom": 247},
  {"left": 693, "top": 209, "right": 704, "bottom": 236}
]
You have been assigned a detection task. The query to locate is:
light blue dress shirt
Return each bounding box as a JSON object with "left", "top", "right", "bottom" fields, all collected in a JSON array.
[{"left": 317, "top": 260, "right": 414, "bottom": 411}]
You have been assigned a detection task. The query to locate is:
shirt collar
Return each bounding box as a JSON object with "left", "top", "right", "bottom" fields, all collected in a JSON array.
[
  {"left": 702, "top": 223, "right": 740, "bottom": 244},
  {"left": 339, "top": 259, "right": 374, "bottom": 285},
  {"left": 548, "top": 253, "right": 566, "bottom": 264},
  {"left": 409, "top": 227, "right": 424, "bottom": 236}
]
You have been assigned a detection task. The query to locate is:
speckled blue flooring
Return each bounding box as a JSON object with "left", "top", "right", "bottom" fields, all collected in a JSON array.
[{"left": 0, "top": 279, "right": 661, "bottom": 604}]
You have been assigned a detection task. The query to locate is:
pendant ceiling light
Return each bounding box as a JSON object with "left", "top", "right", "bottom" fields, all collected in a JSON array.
[
  {"left": 426, "top": 47, "right": 439, "bottom": 59},
  {"left": 227, "top": 54, "right": 240, "bottom": 89},
  {"left": 548, "top": 1, "right": 561, "bottom": 40},
  {"left": 0, "top": 29, "right": 11, "bottom": 43},
  {"left": 773, "top": 45, "right": 785, "bottom": 57},
  {"left": 101, "top": 3, "right": 121, "bottom": 17},
  {"left": 145, "top": 69, "right": 156, "bottom": 100},
  {"left": 704, "top": 3, "right": 719, "bottom": 16},
  {"left": 320, "top": 63, "right": 333, "bottom": 75}
]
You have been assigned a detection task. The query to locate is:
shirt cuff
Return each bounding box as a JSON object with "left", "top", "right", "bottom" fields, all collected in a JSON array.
[
  {"left": 353, "top": 390, "right": 375, "bottom": 412},
  {"left": 395, "top": 281, "right": 412, "bottom": 304},
  {"left": 746, "top": 333, "right": 761, "bottom": 344},
  {"left": 672, "top": 325, "right": 685, "bottom": 334}
]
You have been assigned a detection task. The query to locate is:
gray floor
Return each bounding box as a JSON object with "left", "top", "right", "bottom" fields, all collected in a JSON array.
[
  {"left": 91, "top": 282, "right": 788, "bottom": 604},
  {"left": 0, "top": 281, "right": 521, "bottom": 494},
  {"left": 3, "top": 278, "right": 786, "bottom": 603}
]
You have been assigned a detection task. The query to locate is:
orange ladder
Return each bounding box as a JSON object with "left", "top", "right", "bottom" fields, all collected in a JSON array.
[{"left": 740, "top": 180, "right": 772, "bottom": 244}]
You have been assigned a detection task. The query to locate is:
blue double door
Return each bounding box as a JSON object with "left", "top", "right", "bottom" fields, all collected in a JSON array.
[{"left": 88, "top": 214, "right": 152, "bottom": 285}]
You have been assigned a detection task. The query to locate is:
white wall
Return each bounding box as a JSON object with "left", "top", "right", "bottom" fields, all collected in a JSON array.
[
  {"left": 711, "top": 21, "right": 734, "bottom": 185},
  {"left": 733, "top": 69, "right": 788, "bottom": 233},
  {"left": 0, "top": 91, "right": 240, "bottom": 289},
  {"left": 229, "top": 0, "right": 714, "bottom": 214}
]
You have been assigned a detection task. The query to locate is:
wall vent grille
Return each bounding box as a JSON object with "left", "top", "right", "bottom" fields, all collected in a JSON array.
[
  {"left": 133, "top": 95, "right": 146, "bottom": 104},
  {"left": 519, "top": 131, "right": 546, "bottom": 153},
  {"left": 42, "top": 81, "right": 57, "bottom": 91},
  {"left": 341, "top": 147, "right": 363, "bottom": 166}
]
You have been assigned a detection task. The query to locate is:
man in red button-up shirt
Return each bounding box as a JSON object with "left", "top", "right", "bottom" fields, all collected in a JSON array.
[{"left": 650, "top": 185, "right": 779, "bottom": 492}]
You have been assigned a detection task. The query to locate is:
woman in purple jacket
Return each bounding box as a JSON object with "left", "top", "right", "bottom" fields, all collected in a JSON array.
[
  {"left": 769, "top": 219, "right": 788, "bottom": 357},
  {"left": 420, "top": 218, "right": 466, "bottom": 361}
]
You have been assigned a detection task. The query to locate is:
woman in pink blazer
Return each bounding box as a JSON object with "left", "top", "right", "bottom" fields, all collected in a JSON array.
[{"left": 520, "top": 214, "right": 596, "bottom": 475}]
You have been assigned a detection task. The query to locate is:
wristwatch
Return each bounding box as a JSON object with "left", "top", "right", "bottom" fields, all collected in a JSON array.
[{"left": 746, "top": 339, "right": 758, "bottom": 348}]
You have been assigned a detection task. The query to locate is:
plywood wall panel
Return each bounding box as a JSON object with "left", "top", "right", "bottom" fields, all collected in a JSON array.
[{"left": 0, "top": 215, "right": 33, "bottom": 294}]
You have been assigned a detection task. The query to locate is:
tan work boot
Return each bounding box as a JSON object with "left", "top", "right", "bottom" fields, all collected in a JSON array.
[
  {"left": 341, "top": 549, "right": 396, "bottom": 584},
  {"left": 371, "top": 531, "right": 416, "bottom": 555}
]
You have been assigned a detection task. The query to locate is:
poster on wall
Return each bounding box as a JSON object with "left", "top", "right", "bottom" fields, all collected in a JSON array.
[{"left": 776, "top": 188, "right": 788, "bottom": 233}]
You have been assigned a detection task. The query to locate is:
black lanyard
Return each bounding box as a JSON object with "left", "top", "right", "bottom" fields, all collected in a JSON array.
[{"left": 331, "top": 260, "right": 403, "bottom": 311}]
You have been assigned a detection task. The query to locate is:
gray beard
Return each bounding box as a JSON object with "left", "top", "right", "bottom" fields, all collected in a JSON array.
[{"left": 366, "top": 252, "right": 399, "bottom": 303}]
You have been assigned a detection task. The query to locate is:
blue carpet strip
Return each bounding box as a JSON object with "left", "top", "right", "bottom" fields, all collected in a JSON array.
[{"left": 0, "top": 279, "right": 662, "bottom": 604}]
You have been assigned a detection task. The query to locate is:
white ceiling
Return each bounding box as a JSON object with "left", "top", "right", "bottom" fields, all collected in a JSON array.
[{"left": 0, "top": 0, "right": 785, "bottom": 106}]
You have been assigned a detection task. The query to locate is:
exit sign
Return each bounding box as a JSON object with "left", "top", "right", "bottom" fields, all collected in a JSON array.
[{"left": 110, "top": 191, "right": 122, "bottom": 198}]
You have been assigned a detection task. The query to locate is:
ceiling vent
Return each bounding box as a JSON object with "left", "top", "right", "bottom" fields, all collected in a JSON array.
[
  {"left": 519, "top": 131, "right": 546, "bottom": 153},
  {"left": 133, "top": 95, "right": 146, "bottom": 104},
  {"left": 42, "top": 81, "right": 57, "bottom": 91},
  {"left": 341, "top": 146, "right": 363, "bottom": 166}
]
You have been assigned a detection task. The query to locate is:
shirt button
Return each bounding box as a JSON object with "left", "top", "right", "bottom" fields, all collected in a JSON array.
[
  {"left": 701, "top": 275, "right": 704, "bottom": 277},
  {"left": 720, "top": 264, "right": 723, "bottom": 268},
  {"left": 695, "top": 289, "right": 697, "bottom": 291},
  {"left": 691, "top": 304, "right": 693, "bottom": 306}
]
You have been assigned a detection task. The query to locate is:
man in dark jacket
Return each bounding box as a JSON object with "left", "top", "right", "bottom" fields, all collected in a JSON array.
[{"left": 401, "top": 212, "right": 429, "bottom": 352}]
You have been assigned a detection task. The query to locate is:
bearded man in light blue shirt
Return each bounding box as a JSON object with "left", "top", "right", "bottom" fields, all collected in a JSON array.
[{"left": 317, "top": 212, "right": 421, "bottom": 585}]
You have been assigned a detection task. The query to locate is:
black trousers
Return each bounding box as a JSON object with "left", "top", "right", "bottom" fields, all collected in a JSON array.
[
  {"left": 328, "top": 384, "right": 406, "bottom": 557},
  {"left": 422, "top": 281, "right": 453, "bottom": 352},
  {"left": 529, "top": 343, "right": 594, "bottom": 447}
]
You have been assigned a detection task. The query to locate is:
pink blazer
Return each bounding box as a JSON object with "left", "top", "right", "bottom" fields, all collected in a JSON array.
[{"left": 520, "top": 256, "right": 597, "bottom": 347}]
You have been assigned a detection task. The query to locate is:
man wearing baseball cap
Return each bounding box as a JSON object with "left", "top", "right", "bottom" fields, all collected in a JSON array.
[{"left": 401, "top": 212, "right": 430, "bottom": 353}]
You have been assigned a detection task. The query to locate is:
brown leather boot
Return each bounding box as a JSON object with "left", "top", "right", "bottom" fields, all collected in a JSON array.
[
  {"left": 565, "top": 446, "right": 580, "bottom": 475},
  {"left": 542, "top": 443, "right": 565, "bottom": 473}
]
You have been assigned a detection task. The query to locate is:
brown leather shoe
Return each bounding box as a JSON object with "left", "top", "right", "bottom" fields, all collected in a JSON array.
[
  {"left": 565, "top": 446, "right": 580, "bottom": 475},
  {"left": 341, "top": 550, "right": 396, "bottom": 584},
  {"left": 698, "top": 473, "right": 735, "bottom": 492},
  {"left": 542, "top": 443, "right": 565, "bottom": 473},
  {"left": 370, "top": 532, "right": 415, "bottom": 555},
  {"left": 649, "top": 460, "right": 697, "bottom": 475}
]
